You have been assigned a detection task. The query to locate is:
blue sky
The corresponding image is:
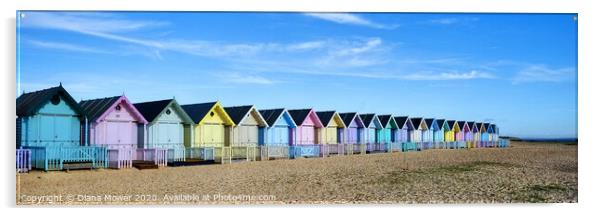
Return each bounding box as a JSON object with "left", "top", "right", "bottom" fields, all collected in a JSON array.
[{"left": 16, "top": 12, "right": 577, "bottom": 139}]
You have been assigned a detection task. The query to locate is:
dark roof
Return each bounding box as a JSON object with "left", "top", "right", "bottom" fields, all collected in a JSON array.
[
  {"left": 467, "top": 121, "right": 475, "bottom": 128},
  {"left": 79, "top": 96, "right": 120, "bottom": 122},
  {"left": 447, "top": 120, "right": 456, "bottom": 127},
  {"left": 224, "top": 105, "right": 254, "bottom": 125},
  {"left": 17, "top": 85, "right": 85, "bottom": 118},
  {"left": 288, "top": 109, "right": 312, "bottom": 126},
  {"left": 316, "top": 111, "right": 336, "bottom": 126},
  {"left": 378, "top": 115, "right": 393, "bottom": 126},
  {"left": 436, "top": 119, "right": 446, "bottom": 128},
  {"left": 424, "top": 118, "right": 435, "bottom": 128},
  {"left": 259, "top": 108, "right": 286, "bottom": 127},
  {"left": 484, "top": 123, "right": 490, "bottom": 129},
  {"left": 394, "top": 116, "right": 409, "bottom": 128},
  {"left": 133, "top": 99, "right": 173, "bottom": 122},
  {"left": 181, "top": 102, "right": 217, "bottom": 123},
  {"left": 458, "top": 121, "right": 466, "bottom": 128},
  {"left": 339, "top": 112, "right": 358, "bottom": 127},
  {"left": 359, "top": 113, "right": 376, "bottom": 126},
  {"left": 411, "top": 118, "right": 423, "bottom": 128},
  {"left": 477, "top": 122, "right": 485, "bottom": 129}
]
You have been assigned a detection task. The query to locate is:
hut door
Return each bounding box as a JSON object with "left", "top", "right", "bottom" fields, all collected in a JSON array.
[
  {"left": 39, "top": 115, "right": 55, "bottom": 146},
  {"left": 275, "top": 126, "right": 287, "bottom": 145}
]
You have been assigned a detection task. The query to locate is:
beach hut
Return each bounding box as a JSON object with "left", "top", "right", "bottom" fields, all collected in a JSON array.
[
  {"left": 434, "top": 119, "right": 447, "bottom": 148},
  {"left": 378, "top": 115, "right": 398, "bottom": 152},
  {"left": 181, "top": 101, "right": 235, "bottom": 163},
  {"left": 424, "top": 118, "right": 437, "bottom": 149},
  {"left": 288, "top": 109, "right": 324, "bottom": 158},
  {"left": 466, "top": 121, "right": 476, "bottom": 148},
  {"left": 486, "top": 123, "right": 495, "bottom": 147},
  {"left": 258, "top": 108, "right": 296, "bottom": 159},
  {"left": 79, "top": 95, "right": 148, "bottom": 168},
  {"left": 223, "top": 105, "right": 268, "bottom": 161},
  {"left": 359, "top": 114, "right": 384, "bottom": 153},
  {"left": 410, "top": 117, "right": 428, "bottom": 150},
  {"left": 444, "top": 120, "right": 456, "bottom": 149},
  {"left": 455, "top": 121, "right": 469, "bottom": 148},
  {"left": 339, "top": 112, "right": 365, "bottom": 154},
  {"left": 473, "top": 122, "right": 482, "bottom": 148},
  {"left": 479, "top": 123, "right": 488, "bottom": 148},
  {"left": 394, "top": 116, "right": 415, "bottom": 151},
  {"left": 133, "top": 99, "right": 194, "bottom": 165},
  {"left": 316, "top": 111, "right": 346, "bottom": 156},
  {"left": 492, "top": 124, "right": 500, "bottom": 145},
  {"left": 16, "top": 84, "right": 107, "bottom": 171}
]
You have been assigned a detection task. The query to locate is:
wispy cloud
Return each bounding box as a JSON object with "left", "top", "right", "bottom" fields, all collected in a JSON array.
[
  {"left": 403, "top": 70, "right": 496, "bottom": 81},
  {"left": 304, "top": 13, "right": 398, "bottom": 29},
  {"left": 21, "top": 12, "right": 500, "bottom": 83},
  {"left": 512, "top": 65, "right": 576, "bottom": 84},
  {"left": 27, "top": 39, "right": 110, "bottom": 54},
  {"left": 426, "top": 17, "right": 479, "bottom": 25},
  {"left": 222, "top": 73, "right": 277, "bottom": 85}
]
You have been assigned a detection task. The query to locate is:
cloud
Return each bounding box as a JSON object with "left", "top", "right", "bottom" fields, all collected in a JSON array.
[
  {"left": 286, "top": 41, "right": 325, "bottom": 51},
  {"left": 222, "top": 74, "right": 277, "bottom": 85},
  {"left": 27, "top": 40, "right": 110, "bottom": 54},
  {"left": 426, "top": 17, "right": 480, "bottom": 25},
  {"left": 512, "top": 65, "right": 576, "bottom": 84},
  {"left": 304, "top": 13, "right": 398, "bottom": 29},
  {"left": 401, "top": 70, "right": 496, "bottom": 81},
  {"left": 21, "top": 12, "right": 168, "bottom": 33}
]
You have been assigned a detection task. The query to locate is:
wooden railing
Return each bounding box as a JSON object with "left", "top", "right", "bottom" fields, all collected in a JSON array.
[
  {"left": 259, "top": 145, "right": 289, "bottom": 160},
  {"left": 322, "top": 144, "right": 344, "bottom": 156},
  {"left": 290, "top": 145, "right": 321, "bottom": 158},
  {"left": 25, "top": 146, "right": 108, "bottom": 171},
  {"left": 136, "top": 148, "right": 168, "bottom": 167},
  {"left": 16, "top": 148, "right": 31, "bottom": 173},
  {"left": 230, "top": 146, "right": 258, "bottom": 161},
  {"left": 366, "top": 142, "right": 387, "bottom": 153},
  {"left": 344, "top": 143, "right": 366, "bottom": 155}
]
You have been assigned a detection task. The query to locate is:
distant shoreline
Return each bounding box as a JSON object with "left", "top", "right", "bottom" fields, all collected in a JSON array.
[{"left": 500, "top": 137, "right": 578, "bottom": 144}]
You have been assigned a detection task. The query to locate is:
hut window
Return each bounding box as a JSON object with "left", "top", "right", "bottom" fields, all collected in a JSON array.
[
  {"left": 210, "top": 111, "right": 215, "bottom": 117},
  {"left": 50, "top": 95, "right": 60, "bottom": 105},
  {"left": 166, "top": 109, "right": 172, "bottom": 115},
  {"left": 115, "top": 105, "right": 122, "bottom": 111}
]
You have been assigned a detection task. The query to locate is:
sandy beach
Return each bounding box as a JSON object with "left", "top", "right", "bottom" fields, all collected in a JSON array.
[{"left": 16, "top": 141, "right": 577, "bottom": 205}]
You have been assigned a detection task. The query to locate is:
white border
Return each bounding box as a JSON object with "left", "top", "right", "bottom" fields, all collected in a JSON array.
[{"left": 2, "top": 0, "right": 600, "bottom": 215}]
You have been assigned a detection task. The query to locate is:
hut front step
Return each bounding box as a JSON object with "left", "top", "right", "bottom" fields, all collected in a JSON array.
[
  {"left": 132, "top": 160, "right": 159, "bottom": 170},
  {"left": 63, "top": 161, "right": 94, "bottom": 171},
  {"left": 167, "top": 159, "right": 215, "bottom": 167}
]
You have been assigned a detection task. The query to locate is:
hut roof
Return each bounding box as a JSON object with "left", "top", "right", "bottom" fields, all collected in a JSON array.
[
  {"left": 424, "top": 118, "right": 435, "bottom": 128},
  {"left": 181, "top": 102, "right": 218, "bottom": 123},
  {"left": 378, "top": 115, "right": 394, "bottom": 127},
  {"left": 359, "top": 113, "right": 375, "bottom": 126},
  {"left": 339, "top": 112, "right": 364, "bottom": 128},
  {"left": 259, "top": 108, "right": 286, "bottom": 127},
  {"left": 316, "top": 111, "right": 336, "bottom": 126},
  {"left": 436, "top": 119, "right": 446, "bottom": 128},
  {"left": 467, "top": 121, "right": 475, "bottom": 129},
  {"left": 458, "top": 121, "right": 467, "bottom": 129},
  {"left": 17, "top": 84, "right": 85, "bottom": 118},
  {"left": 134, "top": 99, "right": 193, "bottom": 124},
  {"left": 288, "top": 109, "right": 312, "bottom": 126},
  {"left": 79, "top": 96, "right": 120, "bottom": 122},
  {"left": 410, "top": 117, "right": 424, "bottom": 129},
  {"left": 224, "top": 105, "right": 254, "bottom": 125},
  {"left": 394, "top": 116, "right": 411, "bottom": 129}
]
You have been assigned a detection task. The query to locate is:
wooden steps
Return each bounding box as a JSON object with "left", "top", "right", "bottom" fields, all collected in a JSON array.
[
  {"left": 168, "top": 159, "right": 215, "bottom": 167},
  {"left": 63, "top": 161, "right": 94, "bottom": 170},
  {"left": 132, "top": 160, "right": 159, "bottom": 170}
]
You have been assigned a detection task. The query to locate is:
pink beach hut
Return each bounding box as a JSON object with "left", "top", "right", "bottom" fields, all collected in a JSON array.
[
  {"left": 288, "top": 108, "right": 324, "bottom": 158},
  {"left": 79, "top": 95, "right": 148, "bottom": 168}
]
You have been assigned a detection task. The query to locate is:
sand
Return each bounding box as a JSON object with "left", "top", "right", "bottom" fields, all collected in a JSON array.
[{"left": 16, "top": 142, "right": 577, "bottom": 205}]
